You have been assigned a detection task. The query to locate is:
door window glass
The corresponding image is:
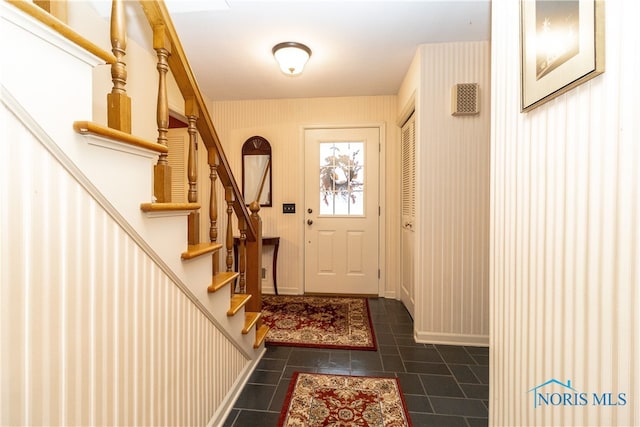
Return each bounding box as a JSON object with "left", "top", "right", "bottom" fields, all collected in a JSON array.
[{"left": 319, "top": 142, "right": 364, "bottom": 216}]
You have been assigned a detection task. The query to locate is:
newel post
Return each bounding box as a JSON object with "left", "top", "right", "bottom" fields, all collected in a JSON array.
[{"left": 245, "top": 202, "right": 263, "bottom": 313}]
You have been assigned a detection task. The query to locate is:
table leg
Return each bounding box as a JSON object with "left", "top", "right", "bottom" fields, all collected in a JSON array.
[{"left": 272, "top": 240, "right": 279, "bottom": 295}]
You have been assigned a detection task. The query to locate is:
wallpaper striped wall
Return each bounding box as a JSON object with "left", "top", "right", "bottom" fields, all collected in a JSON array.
[
  {"left": 411, "top": 41, "right": 491, "bottom": 346},
  {"left": 490, "top": 0, "right": 639, "bottom": 425}
]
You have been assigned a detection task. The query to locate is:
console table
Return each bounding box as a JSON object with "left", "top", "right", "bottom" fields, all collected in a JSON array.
[{"left": 233, "top": 236, "right": 280, "bottom": 295}]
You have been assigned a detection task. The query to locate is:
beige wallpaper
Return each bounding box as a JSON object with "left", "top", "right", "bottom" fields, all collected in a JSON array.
[{"left": 202, "top": 96, "right": 400, "bottom": 296}]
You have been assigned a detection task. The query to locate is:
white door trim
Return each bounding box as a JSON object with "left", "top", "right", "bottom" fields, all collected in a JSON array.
[{"left": 298, "top": 123, "right": 386, "bottom": 297}]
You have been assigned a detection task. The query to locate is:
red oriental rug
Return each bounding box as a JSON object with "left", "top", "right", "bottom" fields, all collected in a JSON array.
[
  {"left": 262, "top": 295, "right": 376, "bottom": 350},
  {"left": 278, "top": 372, "right": 413, "bottom": 427}
]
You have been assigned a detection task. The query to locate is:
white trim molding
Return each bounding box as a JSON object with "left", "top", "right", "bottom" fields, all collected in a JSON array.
[{"left": 415, "top": 331, "right": 489, "bottom": 347}]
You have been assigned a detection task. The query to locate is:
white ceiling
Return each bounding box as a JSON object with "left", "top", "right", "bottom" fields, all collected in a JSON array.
[{"left": 93, "top": 1, "right": 491, "bottom": 101}]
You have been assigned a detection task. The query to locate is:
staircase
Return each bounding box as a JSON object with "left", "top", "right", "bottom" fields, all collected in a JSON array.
[
  {"left": 2, "top": 1, "right": 267, "bottom": 425},
  {"left": 66, "top": 0, "right": 268, "bottom": 349}
]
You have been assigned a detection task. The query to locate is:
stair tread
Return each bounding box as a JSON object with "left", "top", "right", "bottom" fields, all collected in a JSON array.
[
  {"left": 74, "top": 121, "right": 166, "bottom": 153},
  {"left": 253, "top": 325, "right": 270, "bottom": 349},
  {"left": 208, "top": 271, "right": 239, "bottom": 293},
  {"left": 242, "top": 311, "right": 262, "bottom": 334},
  {"left": 181, "top": 242, "right": 223, "bottom": 260},
  {"left": 141, "top": 202, "right": 201, "bottom": 212},
  {"left": 228, "top": 294, "right": 251, "bottom": 316}
]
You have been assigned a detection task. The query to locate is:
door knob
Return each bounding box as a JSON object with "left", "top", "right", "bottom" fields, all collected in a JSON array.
[
  {"left": 307, "top": 219, "right": 313, "bottom": 225},
  {"left": 307, "top": 208, "right": 313, "bottom": 214}
]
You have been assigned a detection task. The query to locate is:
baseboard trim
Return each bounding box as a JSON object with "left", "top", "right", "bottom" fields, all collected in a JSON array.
[
  {"left": 383, "top": 290, "right": 397, "bottom": 299},
  {"left": 208, "top": 347, "right": 267, "bottom": 427},
  {"left": 415, "top": 331, "right": 489, "bottom": 347}
]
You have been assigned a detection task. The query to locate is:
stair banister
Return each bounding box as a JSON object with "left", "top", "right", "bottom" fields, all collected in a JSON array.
[
  {"left": 144, "top": 4, "right": 264, "bottom": 340},
  {"left": 12, "top": 0, "right": 266, "bottom": 346},
  {"left": 138, "top": 1, "right": 257, "bottom": 242}
]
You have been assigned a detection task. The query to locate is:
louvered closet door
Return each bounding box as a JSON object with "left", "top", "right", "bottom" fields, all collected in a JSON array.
[
  {"left": 167, "top": 128, "right": 188, "bottom": 202},
  {"left": 400, "top": 113, "right": 416, "bottom": 318}
]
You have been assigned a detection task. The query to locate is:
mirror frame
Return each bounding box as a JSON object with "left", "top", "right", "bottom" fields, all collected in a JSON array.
[{"left": 242, "top": 136, "right": 272, "bottom": 207}]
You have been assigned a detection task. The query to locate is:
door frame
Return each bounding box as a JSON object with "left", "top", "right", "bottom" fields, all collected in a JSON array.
[{"left": 298, "top": 123, "right": 386, "bottom": 296}]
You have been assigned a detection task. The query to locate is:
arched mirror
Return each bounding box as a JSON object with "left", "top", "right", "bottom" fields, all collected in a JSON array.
[{"left": 242, "top": 136, "right": 272, "bottom": 207}]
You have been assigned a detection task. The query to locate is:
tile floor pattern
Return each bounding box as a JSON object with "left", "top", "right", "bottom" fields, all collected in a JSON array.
[{"left": 223, "top": 298, "right": 489, "bottom": 427}]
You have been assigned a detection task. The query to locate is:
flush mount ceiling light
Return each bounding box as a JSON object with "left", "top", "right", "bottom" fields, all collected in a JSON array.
[{"left": 272, "top": 42, "right": 312, "bottom": 76}]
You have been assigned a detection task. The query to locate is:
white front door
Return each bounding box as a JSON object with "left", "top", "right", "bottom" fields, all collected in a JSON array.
[{"left": 304, "top": 127, "right": 380, "bottom": 295}]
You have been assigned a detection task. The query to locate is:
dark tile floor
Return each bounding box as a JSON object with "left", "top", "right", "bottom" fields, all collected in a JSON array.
[{"left": 224, "top": 297, "right": 489, "bottom": 427}]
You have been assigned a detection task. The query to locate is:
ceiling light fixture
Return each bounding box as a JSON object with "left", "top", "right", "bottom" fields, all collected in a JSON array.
[{"left": 272, "top": 42, "right": 312, "bottom": 76}]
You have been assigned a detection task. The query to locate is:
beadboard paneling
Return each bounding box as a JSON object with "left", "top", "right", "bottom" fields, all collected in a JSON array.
[
  {"left": 412, "top": 42, "right": 491, "bottom": 345},
  {"left": 490, "top": 0, "right": 639, "bottom": 425},
  {"left": 1, "top": 103, "right": 249, "bottom": 427}
]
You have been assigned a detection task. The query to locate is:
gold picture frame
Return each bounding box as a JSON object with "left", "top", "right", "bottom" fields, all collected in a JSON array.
[{"left": 520, "top": 0, "right": 604, "bottom": 112}]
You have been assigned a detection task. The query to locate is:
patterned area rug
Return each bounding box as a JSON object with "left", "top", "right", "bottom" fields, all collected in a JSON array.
[
  {"left": 278, "top": 373, "right": 413, "bottom": 427},
  {"left": 262, "top": 295, "right": 377, "bottom": 350}
]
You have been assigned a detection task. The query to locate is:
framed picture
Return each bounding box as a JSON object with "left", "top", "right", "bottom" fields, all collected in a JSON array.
[{"left": 520, "top": 0, "right": 604, "bottom": 112}]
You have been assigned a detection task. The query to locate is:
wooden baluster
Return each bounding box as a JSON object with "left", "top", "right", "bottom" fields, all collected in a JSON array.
[
  {"left": 153, "top": 24, "right": 171, "bottom": 202},
  {"left": 238, "top": 217, "right": 247, "bottom": 294},
  {"left": 209, "top": 149, "right": 219, "bottom": 274},
  {"left": 225, "top": 187, "right": 234, "bottom": 273},
  {"left": 186, "top": 97, "right": 199, "bottom": 203},
  {"left": 107, "top": 0, "right": 131, "bottom": 133},
  {"left": 209, "top": 150, "right": 218, "bottom": 243},
  {"left": 186, "top": 97, "right": 199, "bottom": 245}
]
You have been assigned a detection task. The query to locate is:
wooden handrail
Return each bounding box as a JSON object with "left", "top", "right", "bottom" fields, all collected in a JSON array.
[{"left": 138, "top": 1, "right": 256, "bottom": 242}]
